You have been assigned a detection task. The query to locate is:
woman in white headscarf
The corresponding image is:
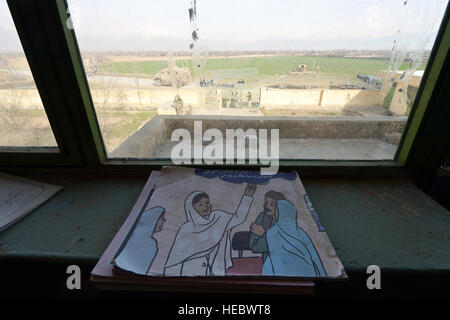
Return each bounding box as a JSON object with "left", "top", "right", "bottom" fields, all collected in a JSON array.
[
  {"left": 114, "top": 206, "right": 166, "bottom": 275},
  {"left": 164, "top": 185, "right": 256, "bottom": 277}
]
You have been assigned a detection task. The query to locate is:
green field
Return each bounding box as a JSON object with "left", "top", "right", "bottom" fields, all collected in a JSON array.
[
  {"left": 100, "top": 55, "right": 426, "bottom": 78},
  {"left": 101, "top": 60, "right": 168, "bottom": 75}
]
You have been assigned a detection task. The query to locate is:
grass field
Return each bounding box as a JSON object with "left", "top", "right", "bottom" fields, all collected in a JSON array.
[
  {"left": 100, "top": 55, "right": 426, "bottom": 78},
  {"left": 101, "top": 60, "right": 168, "bottom": 75}
]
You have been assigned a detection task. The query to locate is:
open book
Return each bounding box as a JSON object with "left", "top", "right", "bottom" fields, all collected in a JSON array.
[{"left": 92, "top": 167, "right": 345, "bottom": 292}]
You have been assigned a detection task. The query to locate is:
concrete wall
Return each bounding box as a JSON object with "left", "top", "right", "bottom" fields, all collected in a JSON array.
[
  {"left": 111, "top": 115, "right": 406, "bottom": 158},
  {"left": 321, "top": 89, "right": 381, "bottom": 107},
  {"left": 260, "top": 88, "right": 322, "bottom": 107},
  {"left": 1, "top": 87, "right": 382, "bottom": 110},
  {"left": 101, "top": 87, "right": 383, "bottom": 109},
  {"left": 109, "top": 116, "right": 168, "bottom": 158},
  {"left": 376, "top": 70, "right": 423, "bottom": 115},
  {"left": 162, "top": 115, "right": 405, "bottom": 140},
  {"left": 90, "top": 88, "right": 200, "bottom": 107},
  {"left": 0, "top": 88, "right": 201, "bottom": 109},
  {"left": 260, "top": 88, "right": 381, "bottom": 109}
]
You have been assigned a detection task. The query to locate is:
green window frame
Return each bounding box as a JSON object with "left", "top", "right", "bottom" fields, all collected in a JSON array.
[
  {"left": 1, "top": 0, "right": 449, "bottom": 187},
  {"left": 0, "top": 0, "right": 84, "bottom": 166}
]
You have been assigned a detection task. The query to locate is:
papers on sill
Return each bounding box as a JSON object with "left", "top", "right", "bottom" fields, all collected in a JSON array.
[{"left": 0, "top": 172, "right": 62, "bottom": 232}]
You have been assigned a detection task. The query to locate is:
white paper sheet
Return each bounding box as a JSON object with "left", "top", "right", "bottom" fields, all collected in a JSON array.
[{"left": 0, "top": 172, "right": 62, "bottom": 232}]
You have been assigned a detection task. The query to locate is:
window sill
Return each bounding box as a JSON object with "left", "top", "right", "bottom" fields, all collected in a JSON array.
[{"left": 0, "top": 171, "right": 447, "bottom": 274}]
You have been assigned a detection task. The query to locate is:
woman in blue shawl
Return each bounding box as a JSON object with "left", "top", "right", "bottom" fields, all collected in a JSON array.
[{"left": 262, "top": 200, "right": 326, "bottom": 277}]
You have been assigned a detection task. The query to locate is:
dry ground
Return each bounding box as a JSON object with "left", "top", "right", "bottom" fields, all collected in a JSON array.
[
  {"left": 0, "top": 108, "right": 157, "bottom": 152},
  {"left": 0, "top": 109, "right": 57, "bottom": 147}
]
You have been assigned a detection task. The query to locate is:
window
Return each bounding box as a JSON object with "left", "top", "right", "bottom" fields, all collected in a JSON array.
[
  {"left": 1, "top": 0, "right": 445, "bottom": 170},
  {"left": 0, "top": 2, "right": 57, "bottom": 148},
  {"left": 68, "top": 0, "right": 447, "bottom": 163}
]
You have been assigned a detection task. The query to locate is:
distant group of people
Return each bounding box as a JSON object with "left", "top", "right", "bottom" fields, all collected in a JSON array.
[
  {"left": 199, "top": 79, "right": 250, "bottom": 88},
  {"left": 199, "top": 78, "right": 214, "bottom": 87},
  {"left": 222, "top": 91, "right": 258, "bottom": 109}
]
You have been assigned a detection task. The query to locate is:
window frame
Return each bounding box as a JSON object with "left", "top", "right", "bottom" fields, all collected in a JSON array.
[
  {"left": 0, "top": 0, "right": 86, "bottom": 166},
  {"left": 1, "top": 0, "right": 449, "bottom": 179},
  {"left": 395, "top": 3, "right": 450, "bottom": 165}
]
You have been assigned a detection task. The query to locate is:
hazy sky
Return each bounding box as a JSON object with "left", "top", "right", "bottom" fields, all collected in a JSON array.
[{"left": 0, "top": 0, "right": 448, "bottom": 52}]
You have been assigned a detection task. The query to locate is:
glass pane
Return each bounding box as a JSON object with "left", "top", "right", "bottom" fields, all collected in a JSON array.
[
  {"left": 69, "top": 0, "right": 447, "bottom": 161},
  {"left": 0, "top": 2, "right": 57, "bottom": 148}
]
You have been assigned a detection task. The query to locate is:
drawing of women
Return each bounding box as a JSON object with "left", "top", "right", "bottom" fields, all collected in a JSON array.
[
  {"left": 164, "top": 186, "right": 255, "bottom": 277},
  {"left": 114, "top": 206, "right": 166, "bottom": 275},
  {"left": 262, "top": 200, "right": 326, "bottom": 277}
]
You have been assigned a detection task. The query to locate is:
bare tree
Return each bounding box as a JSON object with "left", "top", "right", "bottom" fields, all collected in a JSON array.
[
  {"left": 115, "top": 88, "right": 128, "bottom": 107},
  {"left": 95, "top": 73, "right": 118, "bottom": 151},
  {"left": 0, "top": 61, "right": 30, "bottom": 145},
  {"left": 0, "top": 88, "right": 28, "bottom": 145},
  {"left": 133, "top": 61, "right": 143, "bottom": 106}
]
